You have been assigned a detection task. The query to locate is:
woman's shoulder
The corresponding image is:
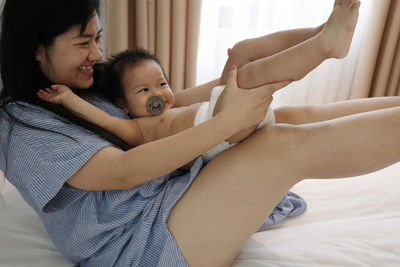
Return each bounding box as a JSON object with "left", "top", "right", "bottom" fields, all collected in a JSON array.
[
  {"left": 0, "top": 100, "right": 114, "bottom": 158},
  {"left": 0, "top": 100, "right": 117, "bottom": 208},
  {"left": 2, "top": 100, "right": 78, "bottom": 131},
  {"left": 3, "top": 96, "right": 127, "bottom": 124}
]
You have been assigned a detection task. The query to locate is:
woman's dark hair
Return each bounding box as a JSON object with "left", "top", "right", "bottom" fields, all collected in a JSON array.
[
  {"left": 104, "top": 48, "right": 170, "bottom": 105},
  {"left": 0, "top": 0, "right": 130, "bottom": 150}
]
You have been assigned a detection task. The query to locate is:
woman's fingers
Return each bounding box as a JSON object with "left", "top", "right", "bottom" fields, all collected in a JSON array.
[
  {"left": 217, "top": 67, "right": 289, "bottom": 134},
  {"left": 225, "top": 65, "right": 238, "bottom": 90}
]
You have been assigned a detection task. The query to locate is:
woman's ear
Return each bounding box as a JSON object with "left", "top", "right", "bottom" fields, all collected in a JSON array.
[{"left": 35, "top": 45, "right": 45, "bottom": 63}]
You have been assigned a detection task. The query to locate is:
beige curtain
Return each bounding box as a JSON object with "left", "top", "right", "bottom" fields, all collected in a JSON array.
[
  {"left": 369, "top": 0, "right": 400, "bottom": 96},
  {"left": 105, "top": 0, "right": 202, "bottom": 92},
  {"left": 351, "top": 0, "right": 400, "bottom": 98},
  {"left": 105, "top": 0, "right": 130, "bottom": 57}
]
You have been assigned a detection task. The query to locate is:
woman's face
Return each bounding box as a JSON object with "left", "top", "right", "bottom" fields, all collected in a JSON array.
[{"left": 35, "top": 14, "right": 103, "bottom": 89}]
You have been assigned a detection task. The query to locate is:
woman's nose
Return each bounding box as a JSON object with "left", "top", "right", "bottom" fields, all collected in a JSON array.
[{"left": 89, "top": 42, "right": 103, "bottom": 62}]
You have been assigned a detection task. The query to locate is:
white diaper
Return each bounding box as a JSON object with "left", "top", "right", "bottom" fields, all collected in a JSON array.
[{"left": 194, "top": 85, "right": 275, "bottom": 161}]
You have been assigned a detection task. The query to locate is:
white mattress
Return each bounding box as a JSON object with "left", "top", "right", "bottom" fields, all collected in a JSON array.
[{"left": 1, "top": 163, "right": 400, "bottom": 266}]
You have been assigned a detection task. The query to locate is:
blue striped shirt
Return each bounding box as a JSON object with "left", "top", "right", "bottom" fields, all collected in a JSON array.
[{"left": 0, "top": 96, "right": 306, "bottom": 266}]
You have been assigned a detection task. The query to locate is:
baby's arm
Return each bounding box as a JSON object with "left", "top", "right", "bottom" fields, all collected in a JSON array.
[{"left": 37, "top": 85, "right": 144, "bottom": 146}]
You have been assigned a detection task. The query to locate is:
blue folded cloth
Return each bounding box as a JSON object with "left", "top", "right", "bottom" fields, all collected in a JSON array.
[{"left": 258, "top": 191, "right": 307, "bottom": 231}]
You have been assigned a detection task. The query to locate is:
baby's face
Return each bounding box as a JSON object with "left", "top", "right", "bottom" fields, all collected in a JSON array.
[{"left": 121, "top": 60, "right": 175, "bottom": 117}]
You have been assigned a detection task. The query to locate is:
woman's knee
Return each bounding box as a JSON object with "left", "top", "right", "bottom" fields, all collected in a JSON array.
[
  {"left": 254, "top": 124, "right": 305, "bottom": 149},
  {"left": 250, "top": 124, "right": 321, "bottom": 174}
]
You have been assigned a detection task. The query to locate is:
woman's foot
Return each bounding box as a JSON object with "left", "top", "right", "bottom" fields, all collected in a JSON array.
[{"left": 319, "top": 0, "right": 361, "bottom": 59}]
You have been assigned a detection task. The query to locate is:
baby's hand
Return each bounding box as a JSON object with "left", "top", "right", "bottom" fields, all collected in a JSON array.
[{"left": 37, "top": 84, "right": 73, "bottom": 105}]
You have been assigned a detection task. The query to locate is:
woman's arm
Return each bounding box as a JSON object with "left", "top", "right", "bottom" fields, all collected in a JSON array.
[
  {"left": 66, "top": 68, "right": 288, "bottom": 190},
  {"left": 67, "top": 113, "right": 234, "bottom": 190},
  {"left": 37, "top": 85, "right": 144, "bottom": 146}
]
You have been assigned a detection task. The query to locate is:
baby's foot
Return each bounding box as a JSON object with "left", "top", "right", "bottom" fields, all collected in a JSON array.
[{"left": 320, "top": 0, "right": 361, "bottom": 59}]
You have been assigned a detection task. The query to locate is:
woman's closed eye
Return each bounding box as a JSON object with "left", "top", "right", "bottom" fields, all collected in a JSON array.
[
  {"left": 95, "top": 36, "right": 103, "bottom": 47},
  {"left": 77, "top": 41, "right": 89, "bottom": 47},
  {"left": 76, "top": 35, "right": 102, "bottom": 47}
]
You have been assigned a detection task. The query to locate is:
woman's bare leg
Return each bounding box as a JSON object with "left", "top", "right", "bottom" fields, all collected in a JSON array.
[
  {"left": 275, "top": 96, "right": 400, "bottom": 124},
  {"left": 167, "top": 106, "right": 400, "bottom": 266}
]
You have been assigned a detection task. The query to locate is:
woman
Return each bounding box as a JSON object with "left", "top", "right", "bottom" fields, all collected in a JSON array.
[{"left": 0, "top": 0, "right": 399, "bottom": 266}]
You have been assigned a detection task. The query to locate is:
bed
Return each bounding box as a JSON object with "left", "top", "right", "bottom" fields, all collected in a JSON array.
[{"left": 1, "top": 162, "right": 400, "bottom": 266}]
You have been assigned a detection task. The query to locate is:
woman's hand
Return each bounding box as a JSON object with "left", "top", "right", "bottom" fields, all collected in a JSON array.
[
  {"left": 215, "top": 66, "right": 289, "bottom": 137},
  {"left": 37, "top": 84, "right": 74, "bottom": 106}
]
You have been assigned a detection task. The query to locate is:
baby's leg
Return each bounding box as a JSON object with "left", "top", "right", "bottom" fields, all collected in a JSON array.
[
  {"left": 220, "top": 23, "right": 325, "bottom": 85},
  {"left": 237, "top": 0, "right": 360, "bottom": 89},
  {"left": 216, "top": 0, "right": 360, "bottom": 143}
]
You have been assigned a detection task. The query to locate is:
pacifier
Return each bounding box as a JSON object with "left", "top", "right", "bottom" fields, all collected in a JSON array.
[{"left": 146, "top": 95, "right": 165, "bottom": 115}]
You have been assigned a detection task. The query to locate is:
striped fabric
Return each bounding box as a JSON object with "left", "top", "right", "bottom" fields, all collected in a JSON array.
[{"left": 0, "top": 96, "right": 306, "bottom": 266}]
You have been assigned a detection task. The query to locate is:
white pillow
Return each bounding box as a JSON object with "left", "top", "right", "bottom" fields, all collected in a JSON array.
[{"left": 0, "top": 183, "right": 72, "bottom": 267}]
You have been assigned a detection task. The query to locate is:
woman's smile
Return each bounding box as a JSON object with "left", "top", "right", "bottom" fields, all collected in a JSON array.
[{"left": 78, "top": 65, "right": 94, "bottom": 77}]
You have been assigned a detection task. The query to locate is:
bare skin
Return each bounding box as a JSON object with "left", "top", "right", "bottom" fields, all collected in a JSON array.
[
  {"left": 220, "top": 0, "right": 360, "bottom": 88},
  {"left": 44, "top": 1, "right": 400, "bottom": 266},
  {"left": 11, "top": 1, "right": 400, "bottom": 266},
  {"left": 38, "top": 0, "right": 361, "bottom": 149},
  {"left": 217, "top": 0, "right": 361, "bottom": 143},
  {"left": 37, "top": 83, "right": 204, "bottom": 144},
  {"left": 168, "top": 104, "right": 400, "bottom": 267}
]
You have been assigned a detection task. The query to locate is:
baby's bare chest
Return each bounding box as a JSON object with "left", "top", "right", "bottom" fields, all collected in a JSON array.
[{"left": 138, "top": 103, "right": 202, "bottom": 141}]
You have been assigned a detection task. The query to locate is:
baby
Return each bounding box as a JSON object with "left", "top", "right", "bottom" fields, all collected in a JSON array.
[{"left": 37, "top": 0, "right": 360, "bottom": 161}]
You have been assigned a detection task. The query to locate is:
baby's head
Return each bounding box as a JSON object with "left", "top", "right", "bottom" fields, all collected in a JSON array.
[{"left": 107, "top": 49, "right": 175, "bottom": 117}]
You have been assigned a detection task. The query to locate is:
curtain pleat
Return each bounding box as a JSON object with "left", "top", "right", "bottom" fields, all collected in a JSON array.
[
  {"left": 135, "top": 0, "right": 149, "bottom": 50},
  {"left": 185, "top": 0, "right": 202, "bottom": 87},
  {"left": 105, "top": 0, "right": 129, "bottom": 57},
  {"left": 156, "top": 0, "right": 171, "bottom": 76},
  {"left": 387, "top": 39, "right": 400, "bottom": 96},
  {"left": 106, "top": 0, "right": 202, "bottom": 92},
  {"left": 170, "top": 0, "right": 188, "bottom": 91},
  {"left": 369, "top": 0, "right": 400, "bottom": 96},
  {"left": 349, "top": 0, "right": 391, "bottom": 99}
]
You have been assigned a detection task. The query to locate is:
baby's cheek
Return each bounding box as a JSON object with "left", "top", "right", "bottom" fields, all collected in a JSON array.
[{"left": 135, "top": 102, "right": 153, "bottom": 117}]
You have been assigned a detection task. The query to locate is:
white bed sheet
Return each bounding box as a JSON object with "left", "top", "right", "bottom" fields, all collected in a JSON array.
[
  {"left": 1, "top": 163, "right": 399, "bottom": 267},
  {"left": 234, "top": 162, "right": 400, "bottom": 266}
]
